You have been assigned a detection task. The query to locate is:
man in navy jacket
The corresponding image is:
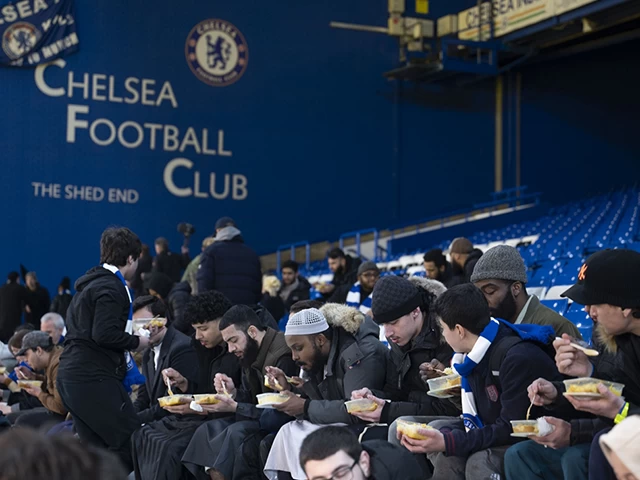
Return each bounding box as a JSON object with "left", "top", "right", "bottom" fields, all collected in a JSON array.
[
  {"left": 196, "top": 217, "right": 262, "bottom": 305},
  {"left": 395, "top": 284, "right": 562, "bottom": 480}
]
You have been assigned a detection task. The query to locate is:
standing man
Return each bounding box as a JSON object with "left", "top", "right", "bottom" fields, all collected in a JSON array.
[
  {"left": 0, "top": 272, "right": 27, "bottom": 343},
  {"left": 153, "top": 237, "right": 191, "bottom": 283},
  {"left": 449, "top": 238, "right": 483, "bottom": 284},
  {"left": 346, "top": 261, "right": 380, "bottom": 315},
  {"left": 197, "top": 217, "right": 263, "bottom": 305},
  {"left": 24, "top": 272, "right": 50, "bottom": 329},
  {"left": 50, "top": 276, "right": 73, "bottom": 319},
  {"left": 57, "top": 227, "right": 150, "bottom": 471}
]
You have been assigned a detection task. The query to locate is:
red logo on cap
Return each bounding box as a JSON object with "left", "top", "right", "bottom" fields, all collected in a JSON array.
[{"left": 578, "top": 264, "right": 588, "bottom": 281}]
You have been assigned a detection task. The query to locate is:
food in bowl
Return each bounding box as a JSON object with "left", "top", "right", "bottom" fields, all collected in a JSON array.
[
  {"left": 427, "top": 373, "right": 462, "bottom": 393},
  {"left": 396, "top": 419, "right": 434, "bottom": 440},
  {"left": 0, "top": 367, "right": 6, "bottom": 375},
  {"left": 511, "top": 420, "right": 539, "bottom": 435},
  {"left": 193, "top": 394, "right": 232, "bottom": 405},
  {"left": 563, "top": 378, "right": 624, "bottom": 396},
  {"left": 257, "top": 393, "right": 289, "bottom": 406},
  {"left": 157, "top": 395, "right": 191, "bottom": 407},
  {"left": 345, "top": 399, "right": 377, "bottom": 414}
]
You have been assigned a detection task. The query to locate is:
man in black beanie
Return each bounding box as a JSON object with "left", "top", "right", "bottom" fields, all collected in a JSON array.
[
  {"left": 505, "top": 249, "right": 640, "bottom": 480},
  {"left": 349, "top": 276, "right": 460, "bottom": 426}
]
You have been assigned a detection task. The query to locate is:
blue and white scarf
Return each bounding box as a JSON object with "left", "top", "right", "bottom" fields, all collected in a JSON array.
[
  {"left": 452, "top": 318, "right": 500, "bottom": 431},
  {"left": 346, "top": 282, "right": 372, "bottom": 315},
  {"left": 451, "top": 318, "right": 555, "bottom": 432}
]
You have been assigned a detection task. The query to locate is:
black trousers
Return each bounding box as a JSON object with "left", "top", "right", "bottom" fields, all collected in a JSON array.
[
  {"left": 10, "top": 407, "right": 65, "bottom": 430},
  {"left": 57, "top": 375, "right": 141, "bottom": 472}
]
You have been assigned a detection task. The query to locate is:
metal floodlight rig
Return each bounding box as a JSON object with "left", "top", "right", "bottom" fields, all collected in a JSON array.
[{"left": 329, "top": 0, "right": 434, "bottom": 63}]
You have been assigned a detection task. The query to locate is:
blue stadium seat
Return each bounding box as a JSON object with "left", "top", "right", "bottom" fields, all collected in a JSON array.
[{"left": 540, "top": 298, "right": 569, "bottom": 315}]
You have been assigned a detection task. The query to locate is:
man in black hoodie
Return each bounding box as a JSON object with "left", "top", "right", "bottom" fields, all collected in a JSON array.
[
  {"left": 300, "top": 426, "right": 423, "bottom": 480},
  {"left": 57, "top": 227, "right": 150, "bottom": 471}
]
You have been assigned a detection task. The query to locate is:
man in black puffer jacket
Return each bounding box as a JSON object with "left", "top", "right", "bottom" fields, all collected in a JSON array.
[{"left": 197, "top": 217, "right": 262, "bottom": 305}]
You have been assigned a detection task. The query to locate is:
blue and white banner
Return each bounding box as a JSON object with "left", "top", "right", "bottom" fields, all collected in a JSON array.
[{"left": 0, "top": 0, "right": 78, "bottom": 67}]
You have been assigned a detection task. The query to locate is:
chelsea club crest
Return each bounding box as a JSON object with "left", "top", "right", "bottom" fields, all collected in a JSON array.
[
  {"left": 2, "top": 22, "right": 41, "bottom": 60},
  {"left": 185, "top": 19, "right": 248, "bottom": 87}
]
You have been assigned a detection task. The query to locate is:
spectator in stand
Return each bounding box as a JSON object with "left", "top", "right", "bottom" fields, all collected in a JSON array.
[
  {"left": 153, "top": 238, "right": 191, "bottom": 284},
  {"left": 12, "top": 331, "right": 67, "bottom": 428},
  {"left": 50, "top": 276, "right": 73, "bottom": 319},
  {"left": 0, "top": 272, "right": 28, "bottom": 343},
  {"left": 599, "top": 416, "right": 640, "bottom": 479},
  {"left": 449, "top": 238, "right": 483, "bottom": 284},
  {"left": 24, "top": 272, "right": 50, "bottom": 330},
  {"left": 318, "top": 248, "right": 362, "bottom": 304},
  {"left": 0, "top": 429, "right": 128, "bottom": 480},
  {"left": 472, "top": 245, "right": 582, "bottom": 338},
  {"left": 394, "top": 284, "right": 562, "bottom": 480},
  {"left": 131, "top": 295, "right": 198, "bottom": 424},
  {"left": 0, "top": 328, "right": 40, "bottom": 416},
  {"left": 423, "top": 248, "right": 463, "bottom": 288},
  {"left": 147, "top": 271, "right": 193, "bottom": 335},
  {"left": 346, "top": 261, "right": 380, "bottom": 315},
  {"left": 261, "top": 275, "right": 285, "bottom": 322},
  {"left": 505, "top": 249, "right": 640, "bottom": 480},
  {"left": 182, "top": 236, "right": 216, "bottom": 295},
  {"left": 56, "top": 227, "right": 150, "bottom": 471},
  {"left": 40, "top": 312, "right": 65, "bottom": 345},
  {"left": 132, "top": 244, "right": 153, "bottom": 298},
  {"left": 197, "top": 216, "right": 263, "bottom": 305},
  {"left": 278, "top": 260, "right": 311, "bottom": 313},
  {"left": 300, "top": 426, "right": 423, "bottom": 480}
]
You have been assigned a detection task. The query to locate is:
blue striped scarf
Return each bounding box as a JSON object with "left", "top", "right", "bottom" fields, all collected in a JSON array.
[{"left": 345, "top": 282, "right": 372, "bottom": 315}]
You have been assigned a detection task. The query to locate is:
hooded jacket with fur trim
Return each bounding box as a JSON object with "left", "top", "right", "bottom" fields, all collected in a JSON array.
[{"left": 299, "top": 304, "right": 388, "bottom": 424}]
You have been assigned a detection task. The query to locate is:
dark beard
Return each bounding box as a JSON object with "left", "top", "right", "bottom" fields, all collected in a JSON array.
[
  {"left": 297, "top": 343, "right": 327, "bottom": 376},
  {"left": 490, "top": 293, "right": 518, "bottom": 322},
  {"left": 240, "top": 336, "right": 260, "bottom": 368}
]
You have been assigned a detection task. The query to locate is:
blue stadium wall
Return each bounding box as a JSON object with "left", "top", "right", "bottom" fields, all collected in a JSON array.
[{"left": 0, "top": 0, "right": 637, "bottom": 291}]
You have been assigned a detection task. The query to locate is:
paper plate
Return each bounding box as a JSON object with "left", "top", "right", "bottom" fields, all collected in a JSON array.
[
  {"left": 510, "top": 432, "right": 537, "bottom": 438},
  {"left": 256, "top": 403, "right": 286, "bottom": 409},
  {"left": 427, "top": 390, "right": 454, "bottom": 399}
]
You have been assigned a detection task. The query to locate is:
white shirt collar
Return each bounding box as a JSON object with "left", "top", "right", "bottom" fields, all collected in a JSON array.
[{"left": 515, "top": 295, "right": 534, "bottom": 325}]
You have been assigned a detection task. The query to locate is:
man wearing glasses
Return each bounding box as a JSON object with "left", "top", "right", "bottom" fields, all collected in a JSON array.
[{"left": 299, "top": 426, "right": 422, "bottom": 480}]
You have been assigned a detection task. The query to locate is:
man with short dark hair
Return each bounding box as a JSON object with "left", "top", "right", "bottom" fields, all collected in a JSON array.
[
  {"left": 300, "top": 426, "right": 423, "bottom": 480},
  {"left": 472, "top": 245, "right": 581, "bottom": 338},
  {"left": 50, "top": 276, "right": 73, "bottom": 319},
  {"left": 132, "top": 290, "right": 242, "bottom": 480},
  {"left": 278, "top": 260, "right": 311, "bottom": 313},
  {"left": 318, "top": 248, "right": 362, "bottom": 304},
  {"left": 57, "top": 227, "right": 150, "bottom": 471},
  {"left": 394, "top": 284, "right": 562, "bottom": 479},
  {"left": 182, "top": 305, "right": 297, "bottom": 480},
  {"left": 449, "top": 238, "right": 483, "bottom": 284},
  {"left": 197, "top": 217, "right": 263, "bottom": 305},
  {"left": 346, "top": 261, "right": 380, "bottom": 315},
  {"left": 153, "top": 237, "right": 191, "bottom": 283},
  {"left": 131, "top": 295, "right": 198, "bottom": 424},
  {"left": 0, "top": 272, "right": 28, "bottom": 343},
  {"left": 423, "top": 248, "right": 462, "bottom": 288}
]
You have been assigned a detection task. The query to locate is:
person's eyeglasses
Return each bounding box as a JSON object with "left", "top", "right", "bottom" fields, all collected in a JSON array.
[{"left": 312, "top": 459, "right": 360, "bottom": 480}]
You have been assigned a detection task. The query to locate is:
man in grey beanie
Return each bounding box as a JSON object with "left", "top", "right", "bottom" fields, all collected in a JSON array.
[{"left": 471, "top": 245, "right": 581, "bottom": 338}]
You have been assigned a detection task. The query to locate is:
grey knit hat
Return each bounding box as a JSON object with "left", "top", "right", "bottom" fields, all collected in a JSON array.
[
  {"left": 371, "top": 275, "right": 422, "bottom": 325},
  {"left": 470, "top": 245, "right": 528, "bottom": 284},
  {"left": 357, "top": 261, "right": 380, "bottom": 277}
]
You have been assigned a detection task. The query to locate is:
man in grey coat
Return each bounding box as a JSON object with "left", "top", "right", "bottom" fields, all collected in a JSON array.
[
  {"left": 262, "top": 304, "right": 388, "bottom": 480},
  {"left": 472, "top": 245, "right": 582, "bottom": 339}
]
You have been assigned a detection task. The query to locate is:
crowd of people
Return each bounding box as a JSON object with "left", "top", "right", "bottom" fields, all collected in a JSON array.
[{"left": 0, "top": 217, "right": 638, "bottom": 480}]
